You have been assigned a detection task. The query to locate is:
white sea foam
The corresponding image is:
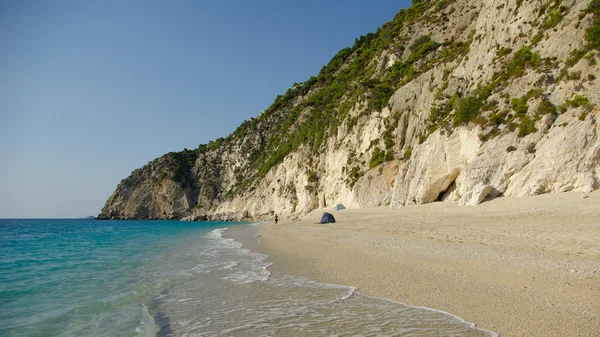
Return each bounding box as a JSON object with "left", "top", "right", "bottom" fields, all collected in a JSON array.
[
  {"left": 222, "top": 259, "right": 272, "bottom": 284},
  {"left": 357, "top": 294, "right": 501, "bottom": 337},
  {"left": 154, "top": 225, "right": 498, "bottom": 336},
  {"left": 218, "top": 261, "right": 239, "bottom": 270},
  {"left": 336, "top": 286, "right": 357, "bottom": 301},
  {"left": 204, "top": 228, "right": 272, "bottom": 284},
  {"left": 205, "top": 228, "right": 228, "bottom": 239}
]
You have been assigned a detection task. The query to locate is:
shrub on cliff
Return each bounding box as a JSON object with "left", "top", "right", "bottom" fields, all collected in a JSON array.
[
  {"left": 537, "top": 98, "right": 557, "bottom": 116},
  {"left": 566, "top": 95, "right": 590, "bottom": 107},
  {"left": 454, "top": 96, "right": 484, "bottom": 126},
  {"left": 370, "top": 148, "right": 385, "bottom": 168},
  {"left": 511, "top": 97, "right": 529, "bottom": 116},
  {"left": 506, "top": 47, "right": 541, "bottom": 78},
  {"left": 542, "top": 10, "right": 563, "bottom": 29},
  {"left": 453, "top": 83, "right": 495, "bottom": 126},
  {"left": 518, "top": 116, "right": 537, "bottom": 137},
  {"left": 586, "top": 0, "right": 600, "bottom": 50}
]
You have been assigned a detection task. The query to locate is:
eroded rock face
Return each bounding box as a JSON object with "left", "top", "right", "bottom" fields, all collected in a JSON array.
[
  {"left": 389, "top": 112, "right": 600, "bottom": 208},
  {"left": 353, "top": 160, "right": 399, "bottom": 208},
  {"left": 101, "top": 154, "right": 197, "bottom": 219},
  {"left": 102, "top": 0, "right": 600, "bottom": 220}
]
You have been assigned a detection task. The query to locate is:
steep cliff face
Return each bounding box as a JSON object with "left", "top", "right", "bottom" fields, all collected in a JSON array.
[
  {"left": 102, "top": 0, "right": 600, "bottom": 220},
  {"left": 102, "top": 153, "right": 198, "bottom": 219}
]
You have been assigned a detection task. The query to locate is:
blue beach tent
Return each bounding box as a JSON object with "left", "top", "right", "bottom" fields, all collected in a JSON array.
[
  {"left": 334, "top": 204, "right": 346, "bottom": 211},
  {"left": 319, "top": 212, "right": 336, "bottom": 224}
]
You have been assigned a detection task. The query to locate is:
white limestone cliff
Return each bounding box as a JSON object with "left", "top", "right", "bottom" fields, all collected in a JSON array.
[{"left": 103, "top": 0, "right": 600, "bottom": 220}]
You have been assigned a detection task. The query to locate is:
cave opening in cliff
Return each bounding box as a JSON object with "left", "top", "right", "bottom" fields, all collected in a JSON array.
[{"left": 436, "top": 180, "right": 457, "bottom": 202}]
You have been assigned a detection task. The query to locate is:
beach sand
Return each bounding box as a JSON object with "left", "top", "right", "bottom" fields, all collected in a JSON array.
[{"left": 257, "top": 191, "right": 600, "bottom": 336}]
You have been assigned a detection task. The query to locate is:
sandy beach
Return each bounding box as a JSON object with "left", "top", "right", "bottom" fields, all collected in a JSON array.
[{"left": 257, "top": 191, "right": 600, "bottom": 336}]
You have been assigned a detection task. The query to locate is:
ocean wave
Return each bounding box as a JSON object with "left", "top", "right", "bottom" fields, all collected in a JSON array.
[
  {"left": 204, "top": 228, "right": 272, "bottom": 284},
  {"left": 152, "top": 225, "right": 498, "bottom": 337},
  {"left": 205, "top": 228, "right": 228, "bottom": 239}
]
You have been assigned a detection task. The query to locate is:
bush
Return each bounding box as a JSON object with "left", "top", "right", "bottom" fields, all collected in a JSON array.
[
  {"left": 406, "top": 35, "right": 441, "bottom": 63},
  {"left": 588, "top": 23, "right": 600, "bottom": 50},
  {"left": 566, "top": 95, "right": 590, "bottom": 107},
  {"left": 347, "top": 166, "right": 364, "bottom": 188},
  {"left": 370, "top": 148, "right": 385, "bottom": 168},
  {"left": 452, "top": 83, "right": 495, "bottom": 126},
  {"left": 559, "top": 104, "right": 568, "bottom": 113},
  {"left": 429, "top": 106, "right": 445, "bottom": 123},
  {"left": 384, "top": 132, "right": 394, "bottom": 150},
  {"left": 566, "top": 49, "right": 586, "bottom": 67},
  {"left": 506, "top": 145, "right": 517, "bottom": 152},
  {"left": 586, "top": 1, "right": 600, "bottom": 50},
  {"left": 410, "top": 35, "right": 434, "bottom": 51},
  {"left": 542, "top": 10, "right": 563, "bottom": 29},
  {"left": 403, "top": 146, "right": 413, "bottom": 160},
  {"left": 585, "top": 52, "right": 598, "bottom": 65},
  {"left": 567, "top": 71, "right": 582, "bottom": 80},
  {"left": 447, "top": 93, "right": 460, "bottom": 110},
  {"left": 388, "top": 35, "right": 440, "bottom": 86},
  {"left": 511, "top": 97, "right": 529, "bottom": 115},
  {"left": 368, "top": 80, "right": 394, "bottom": 111},
  {"left": 385, "top": 150, "right": 395, "bottom": 162},
  {"left": 488, "top": 112, "right": 505, "bottom": 126},
  {"left": 518, "top": 116, "right": 537, "bottom": 137},
  {"left": 497, "top": 47, "right": 513, "bottom": 57},
  {"left": 454, "top": 96, "right": 484, "bottom": 126},
  {"left": 500, "top": 47, "right": 542, "bottom": 79},
  {"left": 435, "top": 0, "right": 448, "bottom": 11},
  {"left": 537, "top": 98, "right": 557, "bottom": 116}
]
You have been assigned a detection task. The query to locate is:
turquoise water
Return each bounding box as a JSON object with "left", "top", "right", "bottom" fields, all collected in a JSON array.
[
  {"left": 0, "top": 219, "right": 498, "bottom": 336},
  {"left": 0, "top": 219, "right": 235, "bottom": 336}
]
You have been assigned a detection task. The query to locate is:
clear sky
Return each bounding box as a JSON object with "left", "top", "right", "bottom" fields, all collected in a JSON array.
[{"left": 0, "top": 0, "right": 412, "bottom": 218}]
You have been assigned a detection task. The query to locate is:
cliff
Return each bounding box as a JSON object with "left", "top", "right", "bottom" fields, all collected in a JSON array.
[{"left": 101, "top": 0, "right": 600, "bottom": 220}]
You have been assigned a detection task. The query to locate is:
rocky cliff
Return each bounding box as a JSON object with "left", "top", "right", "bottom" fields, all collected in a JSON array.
[{"left": 101, "top": 0, "right": 600, "bottom": 220}]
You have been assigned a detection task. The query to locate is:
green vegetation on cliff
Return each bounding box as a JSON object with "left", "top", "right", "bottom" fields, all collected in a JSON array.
[
  {"left": 157, "top": 0, "right": 599, "bottom": 204},
  {"left": 190, "top": 0, "right": 439, "bottom": 196},
  {"left": 101, "top": 0, "right": 600, "bottom": 221},
  {"left": 586, "top": 1, "right": 600, "bottom": 49}
]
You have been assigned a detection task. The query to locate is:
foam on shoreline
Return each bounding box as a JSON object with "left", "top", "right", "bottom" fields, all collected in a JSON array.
[{"left": 221, "top": 224, "right": 498, "bottom": 336}]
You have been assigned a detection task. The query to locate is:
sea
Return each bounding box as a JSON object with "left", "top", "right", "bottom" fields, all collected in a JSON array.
[{"left": 0, "top": 219, "right": 498, "bottom": 336}]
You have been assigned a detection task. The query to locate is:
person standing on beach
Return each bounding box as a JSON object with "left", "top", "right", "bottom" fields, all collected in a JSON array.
[{"left": 274, "top": 214, "right": 278, "bottom": 225}]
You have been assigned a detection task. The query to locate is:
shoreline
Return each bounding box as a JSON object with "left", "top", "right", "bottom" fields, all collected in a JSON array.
[{"left": 256, "top": 191, "right": 600, "bottom": 336}]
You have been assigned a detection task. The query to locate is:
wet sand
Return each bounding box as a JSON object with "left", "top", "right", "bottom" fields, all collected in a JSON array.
[{"left": 257, "top": 191, "right": 600, "bottom": 336}]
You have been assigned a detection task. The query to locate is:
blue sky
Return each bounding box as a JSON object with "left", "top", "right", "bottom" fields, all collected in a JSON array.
[{"left": 0, "top": 0, "right": 411, "bottom": 218}]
